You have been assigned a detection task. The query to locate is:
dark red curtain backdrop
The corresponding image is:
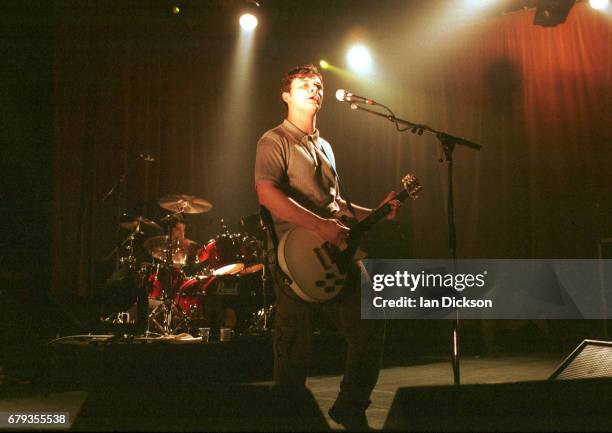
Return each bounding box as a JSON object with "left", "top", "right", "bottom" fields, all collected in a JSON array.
[{"left": 51, "top": 3, "right": 611, "bottom": 296}]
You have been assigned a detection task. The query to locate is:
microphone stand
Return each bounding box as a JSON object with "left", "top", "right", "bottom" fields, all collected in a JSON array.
[
  {"left": 101, "top": 153, "right": 152, "bottom": 334},
  {"left": 346, "top": 102, "right": 482, "bottom": 384},
  {"left": 102, "top": 154, "right": 151, "bottom": 270}
]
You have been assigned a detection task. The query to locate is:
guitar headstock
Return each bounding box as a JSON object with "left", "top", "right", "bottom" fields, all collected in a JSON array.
[{"left": 401, "top": 173, "right": 422, "bottom": 199}]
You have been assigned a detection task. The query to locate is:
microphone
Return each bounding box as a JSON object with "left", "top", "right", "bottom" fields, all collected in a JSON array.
[
  {"left": 335, "top": 89, "right": 377, "bottom": 105},
  {"left": 139, "top": 153, "right": 156, "bottom": 162}
]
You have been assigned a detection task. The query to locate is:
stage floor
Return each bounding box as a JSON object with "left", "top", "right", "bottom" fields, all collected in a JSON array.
[
  {"left": 254, "top": 354, "right": 564, "bottom": 430},
  {"left": 1, "top": 353, "right": 564, "bottom": 431}
]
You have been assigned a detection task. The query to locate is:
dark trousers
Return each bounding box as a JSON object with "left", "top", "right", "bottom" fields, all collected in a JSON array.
[{"left": 272, "top": 266, "right": 385, "bottom": 410}]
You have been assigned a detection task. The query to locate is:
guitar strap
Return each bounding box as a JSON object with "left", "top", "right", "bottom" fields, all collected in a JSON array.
[
  {"left": 259, "top": 206, "right": 293, "bottom": 286},
  {"left": 318, "top": 139, "right": 357, "bottom": 218},
  {"left": 259, "top": 206, "right": 279, "bottom": 250}
]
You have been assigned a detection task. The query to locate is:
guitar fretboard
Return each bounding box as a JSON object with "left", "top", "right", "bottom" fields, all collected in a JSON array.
[{"left": 351, "top": 188, "right": 412, "bottom": 238}]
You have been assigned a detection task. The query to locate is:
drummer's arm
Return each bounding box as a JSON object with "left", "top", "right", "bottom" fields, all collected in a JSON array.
[{"left": 256, "top": 180, "right": 348, "bottom": 245}]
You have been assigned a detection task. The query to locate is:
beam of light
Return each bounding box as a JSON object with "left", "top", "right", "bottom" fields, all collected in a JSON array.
[
  {"left": 316, "top": 61, "right": 356, "bottom": 81},
  {"left": 589, "top": 0, "right": 609, "bottom": 10},
  {"left": 210, "top": 13, "right": 257, "bottom": 219},
  {"left": 239, "top": 13, "right": 258, "bottom": 30},
  {"left": 346, "top": 45, "right": 373, "bottom": 75}
]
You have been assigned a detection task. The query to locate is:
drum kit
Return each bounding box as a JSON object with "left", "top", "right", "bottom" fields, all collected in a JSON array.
[{"left": 103, "top": 194, "right": 273, "bottom": 338}]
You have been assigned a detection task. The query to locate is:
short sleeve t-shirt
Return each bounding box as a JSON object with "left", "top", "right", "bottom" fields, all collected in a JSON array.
[{"left": 254, "top": 119, "right": 340, "bottom": 238}]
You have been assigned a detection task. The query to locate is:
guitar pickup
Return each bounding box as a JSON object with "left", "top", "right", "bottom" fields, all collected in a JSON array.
[{"left": 313, "top": 247, "right": 332, "bottom": 270}]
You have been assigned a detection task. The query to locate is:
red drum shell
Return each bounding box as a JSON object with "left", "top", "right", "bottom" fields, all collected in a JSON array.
[{"left": 198, "top": 234, "right": 245, "bottom": 275}]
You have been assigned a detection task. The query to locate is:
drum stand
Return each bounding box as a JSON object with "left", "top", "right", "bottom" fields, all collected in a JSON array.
[
  {"left": 149, "top": 218, "right": 191, "bottom": 335},
  {"left": 147, "top": 299, "right": 173, "bottom": 335},
  {"left": 247, "top": 221, "right": 275, "bottom": 334},
  {"left": 144, "top": 281, "right": 191, "bottom": 335}
]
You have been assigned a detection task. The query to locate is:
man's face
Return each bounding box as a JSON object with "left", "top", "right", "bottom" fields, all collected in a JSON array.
[
  {"left": 283, "top": 74, "right": 324, "bottom": 114},
  {"left": 171, "top": 222, "right": 186, "bottom": 241}
]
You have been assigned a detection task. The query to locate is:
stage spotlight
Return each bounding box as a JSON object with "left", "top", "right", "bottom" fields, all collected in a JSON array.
[
  {"left": 240, "top": 13, "right": 257, "bottom": 30},
  {"left": 239, "top": 0, "right": 259, "bottom": 31},
  {"left": 533, "top": 0, "right": 575, "bottom": 27},
  {"left": 589, "top": 0, "right": 609, "bottom": 10},
  {"left": 346, "top": 45, "right": 373, "bottom": 74},
  {"left": 319, "top": 60, "right": 329, "bottom": 70}
]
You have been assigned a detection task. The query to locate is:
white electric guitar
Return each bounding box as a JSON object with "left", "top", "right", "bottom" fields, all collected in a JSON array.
[{"left": 277, "top": 174, "right": 422, "bottom": 303}]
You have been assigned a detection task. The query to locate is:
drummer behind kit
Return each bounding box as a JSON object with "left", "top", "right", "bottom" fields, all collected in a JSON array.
[{"left": 101, "top": 194, "right": 273, "bottom": 338}]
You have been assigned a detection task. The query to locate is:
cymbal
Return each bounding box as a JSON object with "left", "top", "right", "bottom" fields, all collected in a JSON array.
[
  {"left": 158, "top": 195, "right": 213, "bottom": 214},
  {"left": 143, "top": 235, "right": 200, "bottom": 252},
  {"left": 143, "top": 235, "right": 201, "bottom": 265},
  {"left": 119, "top": 214, "right": 162, "bottom": 234}
]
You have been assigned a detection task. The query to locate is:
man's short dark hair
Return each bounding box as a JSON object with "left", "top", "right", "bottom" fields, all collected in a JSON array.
[{"left": 281, "top": 64, "right": 323, "bottom": 96}]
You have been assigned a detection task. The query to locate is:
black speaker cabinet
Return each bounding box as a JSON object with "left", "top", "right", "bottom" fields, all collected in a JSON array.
[
  {"left": 385, "top": 375, "right": 612, "bottom": 431},
  {"left": 550, "top": 339, "right": 612, "bottom": 380},
  {"left": 71, "top": 385, "right": 329, "bottom": 432}
]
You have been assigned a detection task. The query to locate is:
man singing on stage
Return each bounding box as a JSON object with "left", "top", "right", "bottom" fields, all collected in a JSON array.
[{"left": 254, "top": 64, "right": 400, "bottom": 430}]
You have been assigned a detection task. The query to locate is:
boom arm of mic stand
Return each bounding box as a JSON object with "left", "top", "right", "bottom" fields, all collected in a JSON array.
[
  {"left": 102, "top": 176, "right": 124, "bottom": 203},
  {"left": 348, "top": 103, "right": 482, "bottom": 150},
  {"left": 101, "top": 154, "right": 146, "bottom": 203}
]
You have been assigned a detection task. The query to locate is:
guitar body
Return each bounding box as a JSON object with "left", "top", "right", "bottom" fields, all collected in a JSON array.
[
  {"left": 277, "top": 174, "right": 422, "bottom": 303},
  {"left": 278, "top": 226, "right": 349, "bottom": 303}
]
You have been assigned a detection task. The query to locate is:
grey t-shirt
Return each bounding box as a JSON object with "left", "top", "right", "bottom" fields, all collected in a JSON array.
[{"left": 254, "top": 119, "right": 341, "bottom": 238}]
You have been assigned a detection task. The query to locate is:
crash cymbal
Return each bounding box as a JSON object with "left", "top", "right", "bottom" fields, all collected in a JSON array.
[
  {"left": 119, "top": 214, "right": 162, "bottom": 234},
  {"left": 158, "top": 195, "right": 213, "bottom": 214}
]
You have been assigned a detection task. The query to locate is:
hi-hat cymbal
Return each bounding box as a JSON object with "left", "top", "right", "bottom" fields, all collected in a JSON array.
[
  {"left": 158, "top": 195, "right": 213, "bottom": 214},
  {"left": 119, "top": 214, "right": 162, "bottom": 234},
  {"left": 143, "top": 235, "right": 200, "bottom": 252},
  {"left": 143, "top": 235, "right": 201, "bottom": 265}
]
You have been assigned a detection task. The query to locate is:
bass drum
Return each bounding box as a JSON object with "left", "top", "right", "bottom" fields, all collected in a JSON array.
[
  {"left": 174, "top": 275, "right": 221, "bottom": 328},
  {"left": 176, "top": 273, "right": 266, "bottom": 334}
]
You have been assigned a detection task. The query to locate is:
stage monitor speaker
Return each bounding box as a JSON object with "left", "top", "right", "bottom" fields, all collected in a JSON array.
[
  {"left": 549, "top": 339, "right": 612, "bottom": 380},
  {"left": 71, "top": 385, "right": 329, "bottom": 432},
  {"left": 384, "top": 378, "right": 612, "bottom": 432}
]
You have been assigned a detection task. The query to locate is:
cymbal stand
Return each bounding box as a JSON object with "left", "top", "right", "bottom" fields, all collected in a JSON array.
[
  {"left": 249, "top": 219, "right": 274, "bottom": 334},
  {"left": 152, "top": 217, "right": 190, "bottom": 335},
  {"left": 159, "top": 209, "right": 185, "bottom": 225},
  {"left": 142, "top": 273, "right": 162, "bottom": 338},
  {"left": 159, "top": 229, "right": 177, "bottom": 335},
  {"left": 118, "top": 222, "right": 141, "bottom": 269},
  {"left": 101, "top": 154, "right": 151, "bottom": 272}
]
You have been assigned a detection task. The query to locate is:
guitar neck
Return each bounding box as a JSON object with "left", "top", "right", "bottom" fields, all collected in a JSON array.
[{"left": 352, "top": 189, "right": 411, "bottom": 238}]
